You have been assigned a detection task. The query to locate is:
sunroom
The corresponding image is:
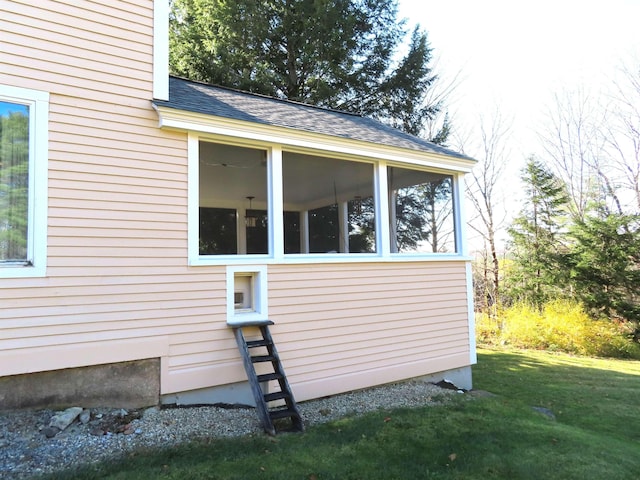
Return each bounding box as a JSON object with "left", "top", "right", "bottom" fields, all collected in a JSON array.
[
  {"left": 153, "top": 77, "right": 475, "bottom": 322},
  {"left": 196, "top": 140, "right": 460, "bottom": 259}
]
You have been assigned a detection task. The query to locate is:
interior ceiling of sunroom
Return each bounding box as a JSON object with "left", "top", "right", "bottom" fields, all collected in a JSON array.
[{"left": 199, "top": 141, "right": 375, "bottom": 210}]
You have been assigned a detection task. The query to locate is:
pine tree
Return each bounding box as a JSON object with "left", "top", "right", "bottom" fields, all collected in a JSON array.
[
  {"left": 507, "top": 157, "right": 570, "bottom": 306},
  {"left": 169, "top": 0, "right": 446, "bottom": 140},
  {"left": 568, "top": 211, "right": 640, "bottom": 324}
]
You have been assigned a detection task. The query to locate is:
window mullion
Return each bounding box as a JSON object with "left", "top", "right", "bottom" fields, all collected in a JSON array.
[
  {"left": 270, "top": 146, "right": 284, "bottom": 260},
  {"left": 376, "top": 161, "right": 391, "bottom": 257}
]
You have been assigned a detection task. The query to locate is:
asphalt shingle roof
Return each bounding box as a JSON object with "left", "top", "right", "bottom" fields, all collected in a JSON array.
[{"left": 153, "top": 76, "right": 473, "bottom": 161}]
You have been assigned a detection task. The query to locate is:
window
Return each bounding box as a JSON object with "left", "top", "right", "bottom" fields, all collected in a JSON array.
[
  {"left": 198, "top": 141, "right": 269, "bottom": 255},
  {"left": 0, "top": 85, "right": 48, "bottom": 277},
  {"left": 388, "top": 166, "right": 456, "bottom": 253},
  {"left": 192, "top": 137, "right": 462, "bottom": 262},
  {"left": 282, "top": 152, "right": 376, "bottom": 254}
]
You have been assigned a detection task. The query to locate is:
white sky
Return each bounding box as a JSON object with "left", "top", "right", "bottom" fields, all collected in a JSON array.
[
  {"left": 398, "top": 0, "right": 640, "bottom": 159},
  {"left": 398, "top": 0, "right": 640, "bottom": 250}
]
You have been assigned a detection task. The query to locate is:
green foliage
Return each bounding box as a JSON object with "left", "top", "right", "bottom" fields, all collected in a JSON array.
[
  {"left": 0, "top": 105, "right": 29, "bottom": 262},
  {"left": 169, "top": 0, "right": 444, "bottom": 140},
  {"left": 506, "top": 158, "right": 570, "bottom": 306},
  {"left": 566, "top": 213, "right": 640, "bottom": 323},
  {"left": 476, "top": 300, "right": 640, "bottom": 359}
]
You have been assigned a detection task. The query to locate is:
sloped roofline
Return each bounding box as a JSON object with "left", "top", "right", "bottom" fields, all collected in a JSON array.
[{"left": 153, "top": 76, "right": 476, "bottom": 166}]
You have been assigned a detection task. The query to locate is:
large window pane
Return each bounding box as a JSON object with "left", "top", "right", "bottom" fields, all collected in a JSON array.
[
  {"left": 199, "top": 141, "right": 269, "bottom": 255},
  {"left": 0, "top": 101, "right": 29, "bottom": 262},
  {"left": 388, "top": 167, "right": 456, "bottom": 253},
  {"left": 199, "top": 207, "right": 237, "bottom": 255},
  {"left": 283, "top": 152, "right": 376, "bottom": 254}
]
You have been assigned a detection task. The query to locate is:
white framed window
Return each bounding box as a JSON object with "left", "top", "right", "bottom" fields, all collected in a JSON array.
[
  {"left": 188, "top": 132, "right": 464, "bottom": 265},
  {"left": 0, "top": 85, "right": 48, "bottom": 278},
  {"left": 226, "top": 265, "right": 268, "bottom": 325},
  {"left": 387, "top": 166, "right": 458, "bottom": 254}
]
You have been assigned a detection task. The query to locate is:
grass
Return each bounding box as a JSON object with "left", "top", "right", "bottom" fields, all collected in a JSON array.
[{"left": 43, "top": 349, "right": 640, "bottom": 480}]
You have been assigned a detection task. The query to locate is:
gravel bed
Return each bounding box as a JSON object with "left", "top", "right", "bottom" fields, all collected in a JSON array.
[{"left": 0, "top": 380, "right": 459, "bottom": 479}]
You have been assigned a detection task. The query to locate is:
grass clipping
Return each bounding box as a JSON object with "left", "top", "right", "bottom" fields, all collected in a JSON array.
[{"left": 476, "top": 300, "right": 640, "bottom": 359}]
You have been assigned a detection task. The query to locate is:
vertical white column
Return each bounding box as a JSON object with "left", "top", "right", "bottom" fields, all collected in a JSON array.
[
  {"left": 187, "top": 132, "right": 200, "bottom": 264},
  {"left": 339, "top": 201, "right": 349, "bottom": 253},
  {"left": 453, "top": 173, "right": 466, "bottom": 255},
  {"left": 301, "top": 211, "right": 310, "bottom": 253},
  {"left": 376, "top": 161, "right": 391, "bottom": 257},
  {"left": 270, "top": 146, "right": 284, "bottom": 261}
]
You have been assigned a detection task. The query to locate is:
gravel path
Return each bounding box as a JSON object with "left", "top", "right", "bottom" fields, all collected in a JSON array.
[{"left": 0, "top": 380, "right": 460, "bottom": 479}]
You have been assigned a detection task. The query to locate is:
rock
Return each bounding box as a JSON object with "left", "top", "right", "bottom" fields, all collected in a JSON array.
[
  {"left": 143, "top": 406, "right": 159, "bottom": 418},
  {"left": 79, "top": 410, "right": 91, "bottom": 424},
  {"left": 42, "top": 426, "right": 60, "bottom": 438},
  {"left": 49, "top": 407, "right": 83, "bottom": 431},
  {"left": 434, "top": 379, "right": 466, "bottom": 392},
  {"left": 532, "top": 406, "right": 556, "bottom": 420},
  {"left": 117, "top": 409, "right": 128, "bottom": 418},
  {"left": 90, "top": 427, "right": 105, "bottom": 436}
]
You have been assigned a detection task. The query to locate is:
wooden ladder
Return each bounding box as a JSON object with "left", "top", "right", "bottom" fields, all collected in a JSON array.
[{"left": 231, "top": 320, "right": 304, "bottom": 435}]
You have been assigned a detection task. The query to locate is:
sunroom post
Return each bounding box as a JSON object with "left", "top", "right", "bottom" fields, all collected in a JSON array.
[{"left": 339, "top": 201, "right": 349, "bottom": 253}]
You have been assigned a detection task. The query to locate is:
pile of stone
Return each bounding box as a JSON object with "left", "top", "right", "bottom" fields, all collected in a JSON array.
[{"left": 40, "top": 407, "right": 144, "bottom": 439}]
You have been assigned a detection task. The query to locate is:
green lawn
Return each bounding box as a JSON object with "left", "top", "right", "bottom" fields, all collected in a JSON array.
[{"left": 45, "top": 349, "right": 640, "bottom": 480}]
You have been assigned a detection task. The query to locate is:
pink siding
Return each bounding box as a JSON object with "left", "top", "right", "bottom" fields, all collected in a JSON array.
[
  {"left": 267, "top": 262, "right": 471, "bottom": 401},
  {"left": 0, "top": 1, "right": 473, "bottom": 402},
  {"left": 0, "top": 1, "right": 198, "bottom": 380}
]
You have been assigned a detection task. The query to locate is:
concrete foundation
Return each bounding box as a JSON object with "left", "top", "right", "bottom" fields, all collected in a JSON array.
[
  {"left": 160, "top": 366, "right": 473, "bottom": 408},
  {"left": 0, "top": 359, "right": 160, "bottom": 411},
  {"left": 417, "top": 366, "right": 473, "bottom": 391},
  {"left": 161, "top": 381, "right": 257, "bottom": 407}
]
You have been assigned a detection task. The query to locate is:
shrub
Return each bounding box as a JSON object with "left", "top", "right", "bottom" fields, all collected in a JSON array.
[{"left": 476, "top": 300, "right": 640, "bottom": 359}]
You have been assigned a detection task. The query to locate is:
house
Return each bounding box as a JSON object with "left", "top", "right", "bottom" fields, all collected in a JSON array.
[{"left": 0, "top": 0, "right": 476, "bottom": 410}]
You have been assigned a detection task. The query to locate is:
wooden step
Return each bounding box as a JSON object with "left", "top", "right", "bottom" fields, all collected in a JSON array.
[
  {"left": 251, "top": 354, "right": 277, "bottom": 363},
  {"left": 257, "top": 372, "right": 283, "bottom": 383},
  {"left": 264, "top": 391, "right": 290, "bottom": 402},
  {"left": 246, "top": 339, "right": 271, "bottom": 348},
  {"left": 269, "top": 408, "right": 300, "bottom": 420}
]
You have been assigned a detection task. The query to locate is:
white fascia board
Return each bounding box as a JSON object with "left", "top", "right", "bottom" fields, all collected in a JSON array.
[{"left": 154, "top": 106, "right": 477, "bottom": 173}]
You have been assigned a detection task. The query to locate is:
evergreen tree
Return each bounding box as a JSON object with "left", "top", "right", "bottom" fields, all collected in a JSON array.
[
  {"left": 507, "top": 157, "right": 570, "bottom": 306},
  {"left": 169, "top": 0, "right": 446, "bottom": 140},
  {"left": 567, "top": 211, "right": 640, "bottom": 325}
]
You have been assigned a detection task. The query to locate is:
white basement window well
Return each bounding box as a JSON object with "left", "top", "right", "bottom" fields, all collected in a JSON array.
[
  {"left": 0, "top": 85, "right": 48, "bottom": 278},
  {"left": 226, "top": 265, "right": 268, "bottom": 325}
]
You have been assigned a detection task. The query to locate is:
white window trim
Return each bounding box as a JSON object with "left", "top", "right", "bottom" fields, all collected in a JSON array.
[
  {"left": 226, "top": 265, "right": 268, "bottom": 325},
  {"left": 0, "top": 85, "right": 48, "bottom": 278},
  {"left": 187, "top": 133, "right": 472, "bottom": 267}
]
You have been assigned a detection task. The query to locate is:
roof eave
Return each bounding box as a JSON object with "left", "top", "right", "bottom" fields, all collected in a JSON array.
[{"left": 153, "top": 104, "right": 478, "bottom": 173}]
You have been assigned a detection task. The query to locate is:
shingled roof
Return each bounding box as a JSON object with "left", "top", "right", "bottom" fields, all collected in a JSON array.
[{"left": 153, "top": 76, "right": 473, "bottom": 161}]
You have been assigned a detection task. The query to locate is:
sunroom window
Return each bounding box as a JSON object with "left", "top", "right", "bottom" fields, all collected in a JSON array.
[
  {"left": 388, "top": 166, "right": 456, "bottom": 253},
  {"left": 282, "top": 152, "right": 376, "bottom": 254},
  {"left": 198, "top": 141, "right": 269, "bottom": 255}
]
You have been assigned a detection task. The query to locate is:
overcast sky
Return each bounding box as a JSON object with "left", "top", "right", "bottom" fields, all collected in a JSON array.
[{"left": 398, "top": 0, "right": 640, "bottom": 159}]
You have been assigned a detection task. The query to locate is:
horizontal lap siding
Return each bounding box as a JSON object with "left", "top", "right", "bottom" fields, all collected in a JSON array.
[
  {"left": 267, "top": 262, "right": 471, "bottom": 401},
  {"left": 0, "top": 2, "right": 473, "bottom": 399},
  {"left": 0, "top": 1, "right": 233, "bottom": 381}
]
